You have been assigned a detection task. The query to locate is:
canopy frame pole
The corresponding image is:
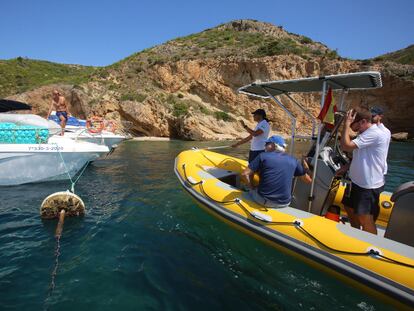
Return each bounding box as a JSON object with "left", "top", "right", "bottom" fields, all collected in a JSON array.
[
  {"left": 261, "top": 86, "right": 296, "bottom": 154},
  {"left": 338, "top": 88, "right": 347, "bottom": 111},
  {"left": 333, "top": 89, "right": 347, "bottom": 152},
  {"left": 308, "top": 80, "right": 328, "bottom": 212},
  {"left": 283, "top": 93, "right": 317, "bottom": 139}
]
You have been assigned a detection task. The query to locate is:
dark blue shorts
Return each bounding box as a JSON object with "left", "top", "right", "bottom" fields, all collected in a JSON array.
[
  {"left": 248, "top": 150, "right": 264, "bottom": 163},
  {"left": 56, "top": 111, "right": 68, "bottom": 121},
  {"left": 342, "top": 182, "right": 384, "bottom": 219}
]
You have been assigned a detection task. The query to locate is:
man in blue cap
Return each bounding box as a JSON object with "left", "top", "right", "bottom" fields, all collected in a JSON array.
[{"left": 242, "top": 135, "right": 312, "bottom": 208}]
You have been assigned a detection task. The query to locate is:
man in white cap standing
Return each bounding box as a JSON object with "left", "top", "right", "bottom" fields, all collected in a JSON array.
[
  {"left": 371, "top": 106, "right": 391, "bottom": 175},
  {"left": 232, "top": 108, "right": 270, "bottom": 162},
  {"left": 340, "top": 108, "right": 388, "bottom": 234},
  {"left": 242, "top": 135, "right": 312, "bottom": 208}
]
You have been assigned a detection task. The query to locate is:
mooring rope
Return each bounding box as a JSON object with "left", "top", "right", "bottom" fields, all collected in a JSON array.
[
  {"left": 43, "top": 235, "right": 61, "bottom": 310},
  {"left": 54, "top": 142, "right": 90, "bottom": 193},
  {"left": 49, "top": 236, "right": 61, "bottom": 294},
  {"left": 181, "top": 163, "right": 414, "bottom": 269}
]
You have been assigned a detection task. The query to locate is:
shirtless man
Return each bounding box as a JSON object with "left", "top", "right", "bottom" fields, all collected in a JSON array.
[{"left": 47, "top": 90, "right": 70, "bottom": 135}]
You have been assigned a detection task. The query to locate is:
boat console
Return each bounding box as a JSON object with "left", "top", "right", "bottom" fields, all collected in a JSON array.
[{"left": 291, "top": 157, "right": 336, "bottom": 215}]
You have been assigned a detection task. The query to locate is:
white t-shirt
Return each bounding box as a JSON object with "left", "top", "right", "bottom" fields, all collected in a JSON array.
[
  {"left": 349, "top": 124, "right": 388, "bottom": 189},
  {"left": 250, "top": 120, "right": 270, "bottom": 151},
  {"left": 378, "top": 123, "right": 391, "bottom": 175}
]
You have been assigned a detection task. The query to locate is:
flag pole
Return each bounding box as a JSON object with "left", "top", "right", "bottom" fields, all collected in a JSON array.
[{"left": 308, "top": 80, "right": 327, "bottom": 213}]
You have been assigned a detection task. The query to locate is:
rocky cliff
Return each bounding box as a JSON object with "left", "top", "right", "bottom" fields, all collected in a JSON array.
[{"left": 6, "top": 20, "right": 414, "bottom": 139}]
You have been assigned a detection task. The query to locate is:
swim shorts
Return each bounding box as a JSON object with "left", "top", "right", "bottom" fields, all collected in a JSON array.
[
  {"left": 341, "top": 182, "right": 384, "bottom": 220},
  {"left": 56, "top": 111, "right": 68, "bottom": 121}
]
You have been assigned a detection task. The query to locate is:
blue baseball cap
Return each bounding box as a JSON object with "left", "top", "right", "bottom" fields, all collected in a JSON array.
[
  {"left": 265, "top": 135, "right": 287, "bottom": 149},
  {"left": 370, "top": 106, "right": 384, "bottom": 116}
]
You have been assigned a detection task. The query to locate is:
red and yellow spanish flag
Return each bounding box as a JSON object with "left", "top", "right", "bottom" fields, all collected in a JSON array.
[{"left": 317, "top": 87, "right": 337, "bottom": 129}]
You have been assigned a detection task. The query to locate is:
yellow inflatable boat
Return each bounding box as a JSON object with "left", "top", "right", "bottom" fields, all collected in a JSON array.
[
  {"left": 174, "top": 72, "right": 414, "bottom": 308},
  {"left": 175, "top": 149, "right": 414, "bottom": 307}
]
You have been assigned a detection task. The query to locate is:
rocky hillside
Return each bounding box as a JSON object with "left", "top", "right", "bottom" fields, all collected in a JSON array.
[
  {"left": 4, "top": 20, "right": 414, "bottom": 139},
  {"left": 373, "top": 44, "right": 414, "bottom": 66}
]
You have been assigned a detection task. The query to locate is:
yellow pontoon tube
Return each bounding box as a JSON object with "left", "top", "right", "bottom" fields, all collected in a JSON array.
[{"left": 174, "top": 149, "right": 414, "bottom": 307}]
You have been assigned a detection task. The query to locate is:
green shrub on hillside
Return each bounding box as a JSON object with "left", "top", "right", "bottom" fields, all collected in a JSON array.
[
  {"left": 199, "top": 105, "right": 213, "bottom": 115},
  {"left": 120, "top": 92, "right": 147, "bottom": 102},
  {"left": 174, "top": 28, "right": 268, "bottom": 58},
  {"left": 0, "top": 58, "right": 96, "bottom": 98},
  {"left": 166, "top": 94, "right": 176, "bottom": 106},
  {"left": 311, "top": 49, "right": 323, "bottom": 56},
  {"left": 300, "top": 36, "right": 313, "bottom": 44},
  {"left": 361, "top": 59, "right": 373, "bottom": 66},
  {"left": 326, "top": 49, "right": 339, "bottom": 59},
  {"left": 256, "top": 38, "right": 304, "bottom": 57},
  {"left": 173, "top": 101, "right": 189, "bottom": 116},
  {"left": 214, "top": 111, "right": 234, "bottom": 122}
]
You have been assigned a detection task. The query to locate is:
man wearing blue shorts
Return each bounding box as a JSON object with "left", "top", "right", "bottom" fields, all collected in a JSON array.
[{"left": 47, "top": 90, "right": 70, "bottom": 136}]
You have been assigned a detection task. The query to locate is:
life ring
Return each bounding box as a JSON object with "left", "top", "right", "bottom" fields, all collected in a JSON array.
[
  {"left": 104, "top": 120, "right": 117, "bottom": 133},
  {"left": 86, "top": 117, "right": 104, "bottom": 134}
]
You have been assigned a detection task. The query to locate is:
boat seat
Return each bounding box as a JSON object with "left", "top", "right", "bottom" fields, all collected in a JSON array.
[
  {"left": 202, "top": 166, "right": 240, "bottom": 188},
  {"left": 202, "top": 166, "right": 235, "bottom": 178},
  {"left": 384, "top": 181, "right": 414, "bottom": 247}
]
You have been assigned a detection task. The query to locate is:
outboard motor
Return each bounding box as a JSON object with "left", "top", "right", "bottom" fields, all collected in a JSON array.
[{"left": 384, "top": 181, "right": 414, "bottom": 247}]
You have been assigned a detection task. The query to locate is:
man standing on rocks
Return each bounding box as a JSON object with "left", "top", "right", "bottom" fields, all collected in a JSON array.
[{"left": 231, "top": 108, "right": 270, "bottom": 162}]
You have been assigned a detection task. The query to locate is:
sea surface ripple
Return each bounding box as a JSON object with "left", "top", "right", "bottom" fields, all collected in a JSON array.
[{"left": 0, "top": 141, "right": 413, "bottom": 310}]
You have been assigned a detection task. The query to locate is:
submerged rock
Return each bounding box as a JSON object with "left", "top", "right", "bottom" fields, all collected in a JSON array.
[{"left": 391, "top": 132, "right": 409, "bottom": 141}]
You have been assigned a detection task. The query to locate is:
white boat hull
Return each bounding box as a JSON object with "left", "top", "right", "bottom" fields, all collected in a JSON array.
[
  {"left": 63, "top": 130, "right": 126, "bottom": 149},
  {"left": 0, "top": 138, "right": 109, "bottom": 186}
]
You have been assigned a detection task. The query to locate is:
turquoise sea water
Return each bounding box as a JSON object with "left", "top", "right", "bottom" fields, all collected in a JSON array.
[{"left": 0, "top": 141, "right": 413, "bottom": 311}]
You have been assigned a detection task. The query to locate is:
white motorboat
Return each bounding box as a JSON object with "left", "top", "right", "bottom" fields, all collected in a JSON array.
[
  {"left": 0, "top": 109, "right": 109, "bottom": 186},
  {"left": 49, "top": 112, "right": 127, "bottom": 149}
]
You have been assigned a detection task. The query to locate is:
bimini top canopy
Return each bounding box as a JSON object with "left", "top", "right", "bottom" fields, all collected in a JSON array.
[
  {"left": 238, "top": 71, "right": 382, "bottom": 98},
  {"left": 0, "top": 99, "right": 32, "bottom": 113}
]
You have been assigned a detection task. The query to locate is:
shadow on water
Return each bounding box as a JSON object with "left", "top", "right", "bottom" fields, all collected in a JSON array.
[{"left": 0, "top": 140, "right": 412, "bottom": 310}]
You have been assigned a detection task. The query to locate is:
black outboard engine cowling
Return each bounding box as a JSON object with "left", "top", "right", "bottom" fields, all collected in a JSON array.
[{"left": 384, "top": 181, "right": 414, "bottom": 247}]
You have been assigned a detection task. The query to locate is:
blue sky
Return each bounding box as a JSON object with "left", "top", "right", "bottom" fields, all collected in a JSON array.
[{"left": 1, "top": 0, "right": 413, "bottom": 66}]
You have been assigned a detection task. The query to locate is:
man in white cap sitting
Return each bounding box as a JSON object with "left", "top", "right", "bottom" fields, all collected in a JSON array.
[{"left": 242, "top": 135, "right": 312, "bottom": 208}]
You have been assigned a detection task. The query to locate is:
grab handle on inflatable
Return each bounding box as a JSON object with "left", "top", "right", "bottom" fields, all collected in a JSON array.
[{"left": 192, "top": 145, "right": 231, "bottom": 151}]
